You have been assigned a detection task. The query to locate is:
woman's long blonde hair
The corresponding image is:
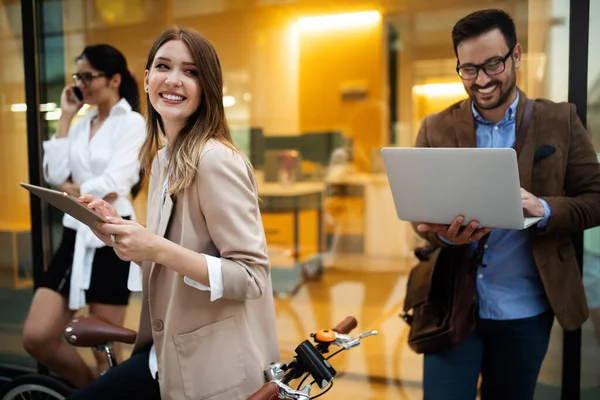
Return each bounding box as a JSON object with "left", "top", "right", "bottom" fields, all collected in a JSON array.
[{"left": 139, "top": 26, "right": 239, "bottom": 195}]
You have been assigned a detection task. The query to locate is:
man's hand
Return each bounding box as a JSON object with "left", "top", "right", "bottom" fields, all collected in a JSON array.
[
  {"left": 417, "top": 216, "right": 492, "bottom": 245},
  {"left": 521, "top": 188, "right": 545, "bottom": 217}
]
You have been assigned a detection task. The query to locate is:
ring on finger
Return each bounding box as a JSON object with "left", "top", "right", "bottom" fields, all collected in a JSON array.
[{"left": 110, "top": 234, "right": 117, "bottom": 244}]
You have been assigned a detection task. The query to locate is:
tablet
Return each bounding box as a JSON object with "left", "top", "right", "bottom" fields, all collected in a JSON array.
[{"left": 20, "top": 182, "right": 107, "bottom": 229}]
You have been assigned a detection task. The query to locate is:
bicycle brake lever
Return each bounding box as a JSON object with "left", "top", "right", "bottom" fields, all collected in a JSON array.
[
  {"left": 343, "top": 330, "right": 378, "bottom": 349},
  {"left": 360, "top": 330, "right": 378, "bottom": 339},
  {"left": 264, "top": 361, "right": 292, "bottom": 381},
  {"left": 273, "top": 380, "right": 311, "bottom": 400},
  {"left": 313, "top": 329, "right": 379, "bottom": 349}
]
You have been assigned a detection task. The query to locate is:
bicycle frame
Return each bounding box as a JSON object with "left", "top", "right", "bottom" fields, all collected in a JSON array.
[{"left": 93, "top": 343, "right": 118, "bottom": 370}]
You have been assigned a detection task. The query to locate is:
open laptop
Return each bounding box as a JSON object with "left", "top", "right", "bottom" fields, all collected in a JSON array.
[{"left": 380, "top": 147, "right": 542, "bottom": 230}]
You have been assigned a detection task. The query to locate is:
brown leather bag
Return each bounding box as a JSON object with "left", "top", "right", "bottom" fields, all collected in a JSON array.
[
  {"left": 401, "top": 244, "right": 477, "bottom": 354},
  {"left": 400, "top": 99, "right": 535, "bottom": 354}
]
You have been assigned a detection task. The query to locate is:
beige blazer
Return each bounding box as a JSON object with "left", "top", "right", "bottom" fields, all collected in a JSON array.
[{"left": 132, "top": 139, "right": 280, "bottom": 399}]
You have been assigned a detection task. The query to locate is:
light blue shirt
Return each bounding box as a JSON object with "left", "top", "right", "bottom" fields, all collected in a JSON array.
[{"left": 442, "top": 93, "right": 550, "bottom": 320}]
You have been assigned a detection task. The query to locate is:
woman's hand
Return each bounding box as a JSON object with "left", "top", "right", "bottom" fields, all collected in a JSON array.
[
  {"left": 59, "top": 85, "right": 84, "bottom": 118},
  {"left": 58, "top": 180, "right": 80, "bottom": 198},
  {"left": 97, "top": 217, "right": 162, "bottom": 263},
  {"left": 78, "top": 194, "right": 121, "bottom": 245},
  {"left": 103, "top": 192, "right": 118, "bottom": 203},
  {"left": 55, "top": 85, "right": 83, "bottom": 139},
  {"left": 79, "top": 194, "right": 120, "bottom": 219}
]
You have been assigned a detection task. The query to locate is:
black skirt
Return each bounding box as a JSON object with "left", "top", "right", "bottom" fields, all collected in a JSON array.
[{"left": 39, "top": 222, "right": 131, "bottom": 306}]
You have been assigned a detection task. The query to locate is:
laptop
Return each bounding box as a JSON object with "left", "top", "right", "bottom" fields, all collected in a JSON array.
[{"left": 380, "top": 147, "right": 542, "bottom": 230}]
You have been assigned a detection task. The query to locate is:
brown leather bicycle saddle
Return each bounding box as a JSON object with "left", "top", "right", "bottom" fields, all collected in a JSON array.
[{"left": 64, "top": 314, "right": 137, "bottom": 347}]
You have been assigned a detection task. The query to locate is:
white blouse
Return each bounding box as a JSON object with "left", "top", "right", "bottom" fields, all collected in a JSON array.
[{"left": 42, "top": 98, "right": 146, "bottom": 310}]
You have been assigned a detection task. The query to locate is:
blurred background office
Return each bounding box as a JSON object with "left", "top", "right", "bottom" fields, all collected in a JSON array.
[{"left": 0, "top": 0, "right": 599, "bottom": 398}]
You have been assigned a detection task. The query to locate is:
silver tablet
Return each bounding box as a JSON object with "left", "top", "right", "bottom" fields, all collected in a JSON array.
[{"left": 21, "top": 182, "right": 108, "bottom": 229}]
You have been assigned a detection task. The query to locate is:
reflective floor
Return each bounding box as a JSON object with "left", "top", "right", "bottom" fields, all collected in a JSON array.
[
  {"left": 75, "top": 259, "right": 600, "bottom": 399},
  {"left": 70, "top": 258, "right": 424, "bottom": 399},
  {"left": 2, "top": 257, "right": 600, "bottom": 398}
]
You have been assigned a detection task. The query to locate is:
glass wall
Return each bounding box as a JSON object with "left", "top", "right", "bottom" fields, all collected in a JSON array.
[
  {"left": 0, "top": 0, "right": 35, "bottom": 369},
  {"left": 1, "top": 0, "right": 593, "bottom": 397},
  {"left": 582, "top": 1, "right": 600, "bottom": 398}
]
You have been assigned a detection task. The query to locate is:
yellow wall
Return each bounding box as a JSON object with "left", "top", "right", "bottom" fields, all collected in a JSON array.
[
  {"left": 0, "top": 97, "right": 30, "bottom": 229},
  {"left": 251, "top": 19, "right": 300, "bottom": 136},
  {"left": 0, "top": 0, "right": 31, "bottom": 229},
  {"left": 81, "top": 8, "right": 388, "bottom": 171},
  {"left": 298, "top": 15, "right": 385, "bottom": 172},
  {"left": 413, "top": 80, "right": 467, "bottom": 115}
]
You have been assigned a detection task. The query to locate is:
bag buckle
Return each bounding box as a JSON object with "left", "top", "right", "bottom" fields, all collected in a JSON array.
[{"left": 399, "top": 310, "right": 413, "bottom": 325}]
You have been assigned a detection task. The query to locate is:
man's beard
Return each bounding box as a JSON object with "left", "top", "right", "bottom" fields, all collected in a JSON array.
[{"left": 470, "top": 67, "right": 517, "bottom": 111}]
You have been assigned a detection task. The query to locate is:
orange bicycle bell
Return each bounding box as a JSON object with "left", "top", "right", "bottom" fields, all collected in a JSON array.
[{"left": 312, "top": 329, "right": 337, "bottom": 344}]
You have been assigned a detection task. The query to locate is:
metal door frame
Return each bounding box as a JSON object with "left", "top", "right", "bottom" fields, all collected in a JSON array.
[{"left": 20, "top": 1, "right": 592, "bottom": 397}]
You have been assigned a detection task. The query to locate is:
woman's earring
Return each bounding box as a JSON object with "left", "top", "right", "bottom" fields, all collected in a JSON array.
[{"left": 145, "top": 87, "right": 148, "bottom": 92}]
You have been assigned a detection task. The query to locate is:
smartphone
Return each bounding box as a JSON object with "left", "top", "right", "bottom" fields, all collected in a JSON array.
[{"left": 72, "top": 86, "right": 83, "bottom": 102}]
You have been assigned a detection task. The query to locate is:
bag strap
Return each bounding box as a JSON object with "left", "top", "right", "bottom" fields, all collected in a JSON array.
[
  {"left": 513, "top": 99, "right": 535, "bottom": 155},
  {"left": 472, "top": 98, "right": 535, "bottom": 267}
]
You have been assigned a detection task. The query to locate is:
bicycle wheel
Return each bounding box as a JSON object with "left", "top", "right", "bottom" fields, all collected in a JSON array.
[{"left": 0, "top": 373, "right": 74, "bottom": 400}]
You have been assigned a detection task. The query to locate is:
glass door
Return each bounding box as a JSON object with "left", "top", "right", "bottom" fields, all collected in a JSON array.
[
  {"left": 0, "top": 0, "right": 36, "bottom": 371},
  {"left": 11, "top": 0, "right": 595, "bottom": 398},
  {"left": 581, "top": 0, "right": 600, "bottom": 399}
]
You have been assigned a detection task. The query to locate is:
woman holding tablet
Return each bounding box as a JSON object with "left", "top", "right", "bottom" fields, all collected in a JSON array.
[
  {"left": 22, "top": 44, "right": 145, "bottom": 388},
  {"left": 69, "top": 27, "right": 279, "bottom": 399}
]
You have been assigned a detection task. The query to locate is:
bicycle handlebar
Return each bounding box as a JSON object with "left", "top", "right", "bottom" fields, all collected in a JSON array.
[
  {"left": 332, "top": 316, "right": 357, "bottom": 334},
  {"left": 248, "top": 316, "right": 367, "bottom": 400}
]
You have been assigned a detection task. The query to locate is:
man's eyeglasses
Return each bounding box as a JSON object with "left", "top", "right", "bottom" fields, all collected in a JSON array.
[
  {"left": 72, "top": 72, "right": 105, "bottom": 85},
  {"left": 456, "top": 47, "right": 515, "bottom": 80}
]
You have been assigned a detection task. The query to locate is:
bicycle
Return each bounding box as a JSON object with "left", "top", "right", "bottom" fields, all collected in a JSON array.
[
  {"left": 249, "top": 316, "right": 378, "bottom": 400},
  {"left": 0, "top": 314, "right": 137, "bottom": 400},
  {"left": 1, "top": 315, "right": 376, "bottom": 400}
]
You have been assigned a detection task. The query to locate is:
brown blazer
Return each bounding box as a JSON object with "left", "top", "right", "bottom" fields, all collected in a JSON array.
[
  {"left": 132, "top": 139, "right": 280, "bottom": 399},
  {"left": 413, "top": 89, "right": 600, "bottom": 331}
]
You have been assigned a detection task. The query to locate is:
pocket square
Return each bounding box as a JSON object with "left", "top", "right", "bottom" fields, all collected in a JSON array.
[{"left": 534, "top": 144, "right": 556, "bottom": 163}]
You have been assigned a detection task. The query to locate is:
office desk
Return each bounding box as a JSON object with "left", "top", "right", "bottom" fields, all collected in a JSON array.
[
  {"left": 258, "top": 182, "right": 326, "bottom": 296},
  {"left": 325, "top": 172, "right": 413, "bottom": 261}
]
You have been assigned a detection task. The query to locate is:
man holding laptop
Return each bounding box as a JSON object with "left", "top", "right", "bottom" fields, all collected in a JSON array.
[{"left": 411, "top": 9, "right": 600, "bottom": 400}]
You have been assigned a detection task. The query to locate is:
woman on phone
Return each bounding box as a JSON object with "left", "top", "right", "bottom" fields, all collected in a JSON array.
[
  {"left": 22, "top": 44, "right": 146, "bottom": 387},
  {"left": 68, "top": 27, "right": 279, "bottom": 399}
]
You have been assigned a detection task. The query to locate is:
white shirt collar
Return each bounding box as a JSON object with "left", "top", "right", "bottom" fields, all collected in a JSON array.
[{"left": 86, "top": 98, "right": 132, "bottom": 120}]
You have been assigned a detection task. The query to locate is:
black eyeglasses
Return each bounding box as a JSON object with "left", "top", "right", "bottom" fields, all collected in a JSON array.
[
  {"left": 72, "top": 72, "right": 105, "bottom": 85},
  {"left": 456, "top": 47, "right": 515, "bottom": 80}
]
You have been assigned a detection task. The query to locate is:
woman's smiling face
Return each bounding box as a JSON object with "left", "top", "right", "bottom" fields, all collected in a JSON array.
[{"left": 144, "top": 39, "right": 201, "bottom": 136}]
